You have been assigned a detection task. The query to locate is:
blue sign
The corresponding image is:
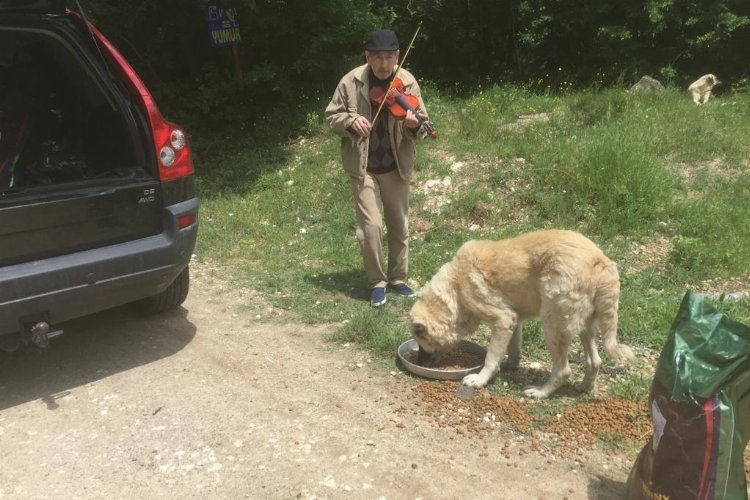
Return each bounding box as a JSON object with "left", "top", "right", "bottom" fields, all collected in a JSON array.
[{"left": 206, "top": 4, "right": 241, "bottom": 48}]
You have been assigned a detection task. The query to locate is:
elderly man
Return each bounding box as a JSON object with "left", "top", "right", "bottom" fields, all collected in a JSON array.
[{"left": 325, "top": 29, "right": 430, "bottom": 307}]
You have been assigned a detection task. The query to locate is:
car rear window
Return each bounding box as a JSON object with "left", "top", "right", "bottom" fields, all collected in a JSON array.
[{"left": 0, "top": 28, "right": 149, "bottom": 196}]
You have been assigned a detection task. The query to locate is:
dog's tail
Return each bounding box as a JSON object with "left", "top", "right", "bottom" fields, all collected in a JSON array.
[{"left": 594, "top": 263, "right": 635, "bottom": 363}]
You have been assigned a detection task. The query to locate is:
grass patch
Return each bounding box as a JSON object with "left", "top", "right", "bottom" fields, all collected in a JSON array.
[
  {"left": 194, "top": 83, "right": 750, "bottom": 395},
  {"left": 326, "top": 306, "right": 410, "bottom": 359},
  {"left": 610, "top": 372, "right": 652, "bottom": 403}
]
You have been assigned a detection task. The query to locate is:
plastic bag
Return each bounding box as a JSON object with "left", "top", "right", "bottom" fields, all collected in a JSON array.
[{"left": 625, "top": 291, "right": 750, "bottom": 500}]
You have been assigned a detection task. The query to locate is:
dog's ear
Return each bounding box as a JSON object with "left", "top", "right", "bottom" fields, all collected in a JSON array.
[{"left": 412, "top": 322, "right": 428, "bottom": 339}]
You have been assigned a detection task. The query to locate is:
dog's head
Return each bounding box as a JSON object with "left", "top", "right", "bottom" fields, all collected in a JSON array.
[
  {"left": 408, "top": 292, "right": 460, "bottom": 366},
  {"left": 705, "top": 74, "right": 721, "bottom": 88}
]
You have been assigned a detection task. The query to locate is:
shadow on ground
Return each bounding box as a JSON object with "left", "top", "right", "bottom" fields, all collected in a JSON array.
[
  {"left": 588, "top": 473, "right": 628, "bottom": 499},
  {"left": 304, "top": 269, "right": 369, "bottom": 301},
  {"left": 0, "top": 304, "right": 196, "bottom": 411}
]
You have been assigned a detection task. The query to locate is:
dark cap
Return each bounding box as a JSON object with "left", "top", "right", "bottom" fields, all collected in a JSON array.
[{"left": 366, "top": 29, "right": 399, "bottom": 51}]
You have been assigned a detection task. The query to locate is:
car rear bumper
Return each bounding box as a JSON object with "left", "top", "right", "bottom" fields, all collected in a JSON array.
[{"left": 0, "top": 197, "right": 198, "bottom": 336}]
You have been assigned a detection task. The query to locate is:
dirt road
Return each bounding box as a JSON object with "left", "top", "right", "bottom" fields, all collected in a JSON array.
[{"left": 0, "top": 266, "right": 634, "bottom": 499}]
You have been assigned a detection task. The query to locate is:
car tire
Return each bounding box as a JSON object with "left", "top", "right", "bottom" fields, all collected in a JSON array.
[{"left": 142, "top": 267, "right": 190, "bottom": 313}]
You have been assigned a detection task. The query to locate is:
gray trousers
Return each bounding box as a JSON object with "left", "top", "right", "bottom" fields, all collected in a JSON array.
[{"left": 349, "top": 169, "right": 409, "bottom": 289}]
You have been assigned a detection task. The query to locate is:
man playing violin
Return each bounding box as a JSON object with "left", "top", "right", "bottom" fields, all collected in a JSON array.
[{"left": 325, "top": 28, "right": 430, "bottom": 307}]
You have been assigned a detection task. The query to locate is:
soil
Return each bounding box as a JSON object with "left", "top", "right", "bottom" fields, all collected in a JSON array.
[{"left": 0, "top": 264, "right": 747, "bottom": 499}]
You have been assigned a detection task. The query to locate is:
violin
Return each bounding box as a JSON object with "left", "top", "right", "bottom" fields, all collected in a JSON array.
[{"left": 370, "top": 77, "right": 437, "bottom": 138}]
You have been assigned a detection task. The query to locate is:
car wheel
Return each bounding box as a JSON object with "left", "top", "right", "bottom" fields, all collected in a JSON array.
[{"left": 142, "top": 267, "right": 190, "bottom": 313}]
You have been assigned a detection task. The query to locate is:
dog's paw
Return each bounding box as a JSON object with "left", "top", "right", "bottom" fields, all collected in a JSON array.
[
  {"left": 522, "top": 385, "right": 550, "bottom": 399},
  {"left": 462, "top": 373, "right": 488, "bottom": 388},
  {"left": 612, "top": 344, "right": 635, "bottom": 363},
  {"left": 574, "top": 380, "right": 594, "bottom": 393}
]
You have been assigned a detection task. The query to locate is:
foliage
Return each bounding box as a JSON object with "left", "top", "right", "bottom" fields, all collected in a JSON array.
[
  {"left": 79, "top": 0, "right": 387, "bottom": 133},
  {"left": 79, "top": 0, "right": 750, "bottom": 130},
  {"left": 387, "top": 0, "right": 749, "bottom": 89}
]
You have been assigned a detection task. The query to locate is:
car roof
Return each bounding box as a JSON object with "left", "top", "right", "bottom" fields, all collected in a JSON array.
[{"left": 0, "top": 0, "right": 65, "bottom": 14}]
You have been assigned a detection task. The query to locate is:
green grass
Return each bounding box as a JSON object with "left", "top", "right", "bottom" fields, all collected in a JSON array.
[
  {"left": 193, "top": 83, "right": 750, "bottom": 401},
  {"left": 610, "top": 372, "right": 653, "bottom": 403},
  {"left": 326, "top": 306, "right": 410, "bottom": 359}
]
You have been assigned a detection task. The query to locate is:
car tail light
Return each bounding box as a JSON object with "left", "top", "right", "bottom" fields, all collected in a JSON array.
[
  {"left": 150, "top": 118, "right": 194, "bottom": 181},
  {"left": 178, "top": 213, "right": 196, "bottom": 229},
  {"left": 84, "top": 21, "right": 195, "bottom": 182}
]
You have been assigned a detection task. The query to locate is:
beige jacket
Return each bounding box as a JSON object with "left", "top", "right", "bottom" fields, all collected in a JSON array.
[{"left": 325, "top": 64, "right": 428, "bottom": 180}]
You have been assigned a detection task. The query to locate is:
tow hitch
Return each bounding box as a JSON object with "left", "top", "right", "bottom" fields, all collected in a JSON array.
[
  {"left": 0, "top": 321, "right": 64, "bottom": 352},
  {"left": 29, "top": 321, "right": 64, "bottom": 348}
]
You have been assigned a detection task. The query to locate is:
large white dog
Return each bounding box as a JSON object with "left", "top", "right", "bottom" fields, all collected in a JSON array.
[
  {"left": 409, "top": 229, "right": 634, "bottom": 399},
  {"left": 688, "top": 74, "right": 721, "bottom": 105}
]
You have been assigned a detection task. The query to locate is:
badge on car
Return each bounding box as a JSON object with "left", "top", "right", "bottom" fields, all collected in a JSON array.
[{"left": 138, "top": 188, "right": 156, "bottom": 204}]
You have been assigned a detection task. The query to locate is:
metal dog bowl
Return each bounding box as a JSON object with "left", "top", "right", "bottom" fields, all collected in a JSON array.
[{"left": 396, "top": 339, "right": 486, "bottom": 380}]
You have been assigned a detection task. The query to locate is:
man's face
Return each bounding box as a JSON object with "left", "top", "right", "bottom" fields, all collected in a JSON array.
[{"left": 365, "top": 50, "right": 399, "bottom": 80}]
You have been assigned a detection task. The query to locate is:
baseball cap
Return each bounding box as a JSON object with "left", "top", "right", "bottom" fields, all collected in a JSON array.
[{"left": 365, "top": 29, "right": 399, "bottom": 51}]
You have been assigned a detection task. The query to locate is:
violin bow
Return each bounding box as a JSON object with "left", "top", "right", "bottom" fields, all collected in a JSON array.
[{"left": 370, "top": 22, "right": 422, "bottom": 128}]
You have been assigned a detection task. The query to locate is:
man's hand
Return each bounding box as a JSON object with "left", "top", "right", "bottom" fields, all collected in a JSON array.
[
  {"left": 404, "top": 109, "right": 420, "bottom": 129},
  {"left": 351, "top": 116, "right": 372, "bottom": 137}
]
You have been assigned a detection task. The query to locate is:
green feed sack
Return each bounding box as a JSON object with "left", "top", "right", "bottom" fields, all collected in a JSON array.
[{"left": 626, "top": 292, "right": 750, "bottom": 500}]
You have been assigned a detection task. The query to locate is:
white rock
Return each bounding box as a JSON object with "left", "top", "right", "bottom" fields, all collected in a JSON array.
[{"left": 319, "top": 475, "right": 337, "bottom": 489}]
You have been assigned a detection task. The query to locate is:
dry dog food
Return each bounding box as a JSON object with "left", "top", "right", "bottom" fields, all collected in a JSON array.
[{"left": 404, "top": 347, "right": 484, "bottom": 370}]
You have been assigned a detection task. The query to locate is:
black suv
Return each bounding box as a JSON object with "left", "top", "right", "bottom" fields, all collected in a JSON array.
[{"left": 0, "top": 1, "right": 199, "bottom": 351}]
